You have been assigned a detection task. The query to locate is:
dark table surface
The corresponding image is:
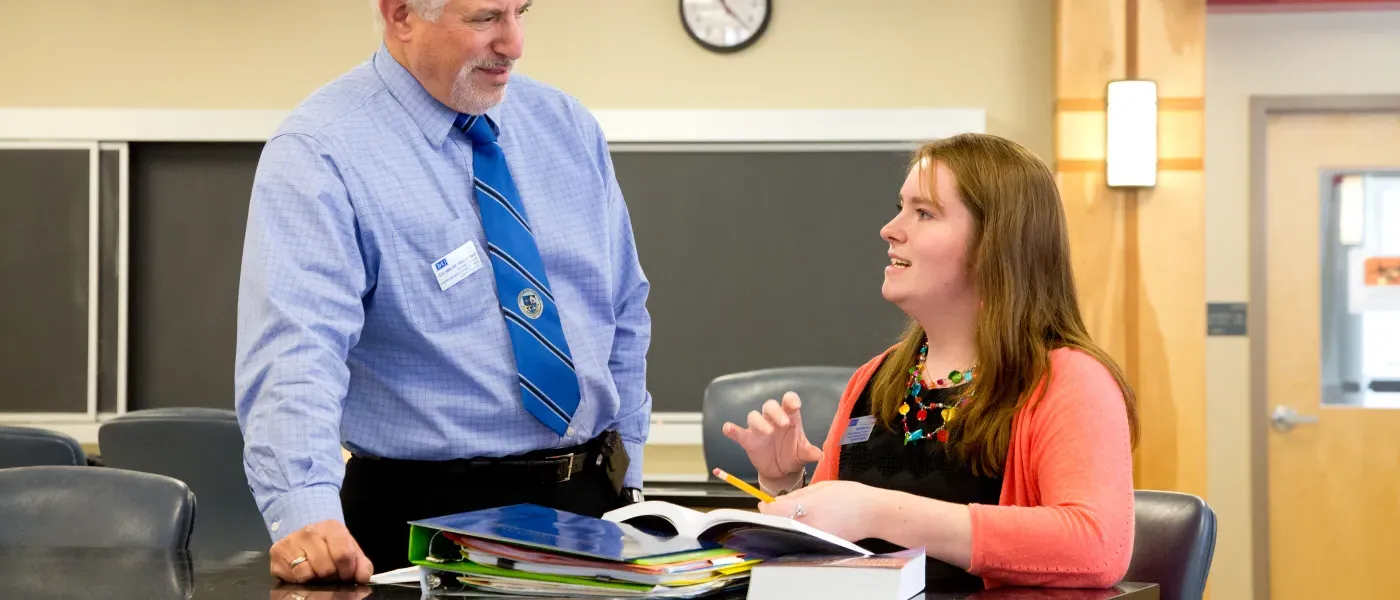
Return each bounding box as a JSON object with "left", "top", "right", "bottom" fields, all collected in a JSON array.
[
  {"left": 642, "top": 481, "right": 761, "bottom": 510},
  {"left": 0, "top": 548, "right": 1158, "bottom": 600}
]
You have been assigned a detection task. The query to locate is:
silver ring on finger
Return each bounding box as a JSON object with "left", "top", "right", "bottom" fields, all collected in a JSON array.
[
  {"left": 288, "top": 555, "right": 308, "bottom": 569},
  {"left": 792, "top": 503, "right": 805, "bottom": 519}
]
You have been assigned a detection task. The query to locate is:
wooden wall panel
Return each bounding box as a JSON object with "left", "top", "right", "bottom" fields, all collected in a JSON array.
[
  {"left": 1135, "top": 171, "right": 1208, "bottom": 495},
  {"left": 1060, "top": 172, "right": 1130, "bottom": 364},
  {"left": 1160, "top": 110, "right": 1205, "bottom": 161},
  {"left": 1057, "top": 0, "right": 1128, "bottom": 99},
  {"left": 1058, "top": 112, "right": 1109, "bottom": 161},
  {"left": 1137, "top": 0, "right": 1207, "bottom": 97},
  {"left": 1056, "top": 0, "right": 1129, "bottom": 375},
  {"left": 1135, "top": 0, "right": 1207, "bottom": 497},
  {"left": 1056, "top": 0, "right": 1206, "bottom": 499}
]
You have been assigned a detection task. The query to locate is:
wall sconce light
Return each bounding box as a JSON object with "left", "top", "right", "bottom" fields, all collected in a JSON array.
[{"left": 1106, "top": 80, "right": 1158, "bottom": 188}]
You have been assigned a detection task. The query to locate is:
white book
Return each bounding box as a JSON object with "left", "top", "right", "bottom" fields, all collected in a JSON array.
[
  {"left": 602, "top": 500, "right": 872, "bottom": 558},
  {"left": 745, "top": 547, "right": 927, "bottom": 600}
]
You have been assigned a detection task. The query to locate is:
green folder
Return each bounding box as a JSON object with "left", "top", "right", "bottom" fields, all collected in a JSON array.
[
  {"left": 427, "top": 559, "right": 655, "bottom": 593},
  {"left": 407, "top": 522, "right": 736, "bottom": 569}
]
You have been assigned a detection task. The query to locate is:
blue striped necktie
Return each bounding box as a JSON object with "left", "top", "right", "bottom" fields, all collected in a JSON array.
[{"left": 457, "top": 113, "right": 579, "bottom": 436}]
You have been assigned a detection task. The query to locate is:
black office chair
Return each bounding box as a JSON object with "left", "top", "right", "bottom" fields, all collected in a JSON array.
[
  {"left": 0, "top": 425, "right": 86, "bottom": 468},
  {"left": 1125, "top": 490, "right": 1217, "bottom": 600},
  {"left": 701, "top": 366, "right": 854, "bottom": 482},
  {"left": 0, "top": 466, "right": 196, "bottom": 549},
  {"left": 98, "top": 407, "right": 270, "bottom": 554}
]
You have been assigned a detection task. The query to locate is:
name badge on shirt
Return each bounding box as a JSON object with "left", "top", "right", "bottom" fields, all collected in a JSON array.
[
  {"left": 840, "top": 415, "right": 876, "bottom": 445},
  {"left": 432, "top": 240, "right": 483, "bottom": 291}
]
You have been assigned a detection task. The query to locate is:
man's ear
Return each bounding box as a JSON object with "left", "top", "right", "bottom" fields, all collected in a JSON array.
[{"left": 380, "top": 0, "right": 416, "bottom": 42}]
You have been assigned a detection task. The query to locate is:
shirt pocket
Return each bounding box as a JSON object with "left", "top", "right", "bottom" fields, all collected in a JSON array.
[{"left": 388, "top": 217, "right": 495, "bottom": 333}]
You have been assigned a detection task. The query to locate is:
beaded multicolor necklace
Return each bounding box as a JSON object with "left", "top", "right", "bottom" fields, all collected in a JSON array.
[{"left": 899, "top": 342, "right": 975, "bottom": 445}]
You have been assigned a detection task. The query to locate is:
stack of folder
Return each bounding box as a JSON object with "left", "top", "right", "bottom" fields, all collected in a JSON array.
[{"left": 404, "top": 503, "right": 763, "bottom": 597}]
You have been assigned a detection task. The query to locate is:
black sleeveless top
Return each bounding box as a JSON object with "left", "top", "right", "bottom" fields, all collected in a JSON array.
[{"left": 838, "top": 365, "right": 1003, "bottom": 592}]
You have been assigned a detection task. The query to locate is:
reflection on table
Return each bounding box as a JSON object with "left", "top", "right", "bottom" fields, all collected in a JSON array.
[{"left": 0, "top": 546, "right": 1159, "bottom": 599}]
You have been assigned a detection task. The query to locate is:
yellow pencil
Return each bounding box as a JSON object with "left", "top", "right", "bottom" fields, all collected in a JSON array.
[{"left": 712, "top": 467, "right": 776, "bottom": 504}]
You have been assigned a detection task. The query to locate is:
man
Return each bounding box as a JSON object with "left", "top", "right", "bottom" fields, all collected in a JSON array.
[{"left": 235, "top": 0, "right": 652, "bottom": 583}]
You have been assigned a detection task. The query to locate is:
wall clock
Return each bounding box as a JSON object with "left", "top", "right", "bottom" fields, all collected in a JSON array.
[{"left": 680, "top": 0, "right": 772, "bottom": 54}]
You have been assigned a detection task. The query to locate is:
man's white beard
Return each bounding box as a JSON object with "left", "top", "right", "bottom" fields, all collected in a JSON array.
[{"left": 450, "top": 59, "right": 511, "bottom": 115}]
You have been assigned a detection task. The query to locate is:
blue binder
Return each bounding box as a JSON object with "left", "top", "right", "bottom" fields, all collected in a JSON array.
[{"left": 408, "top": 503, "right": 716, "bottom": 564}]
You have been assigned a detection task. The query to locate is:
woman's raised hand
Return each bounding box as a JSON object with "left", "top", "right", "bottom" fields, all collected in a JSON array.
[{"left": 721, "top": 391, "right": 824, "bottom": 483}]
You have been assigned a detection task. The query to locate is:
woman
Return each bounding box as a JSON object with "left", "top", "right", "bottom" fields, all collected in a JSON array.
[{"left": 722, "top": 133, "right": 1139, "bottom": 591}]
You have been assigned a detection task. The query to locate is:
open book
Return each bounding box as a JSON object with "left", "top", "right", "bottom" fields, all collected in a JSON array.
[{"left": 603, "top": 501, "right": 872, "bottom": 559}]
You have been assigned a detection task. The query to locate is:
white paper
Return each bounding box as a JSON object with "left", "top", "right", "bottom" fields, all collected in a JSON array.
[{"left": 368, "top": 565, "right": 422, "bottom": 585}]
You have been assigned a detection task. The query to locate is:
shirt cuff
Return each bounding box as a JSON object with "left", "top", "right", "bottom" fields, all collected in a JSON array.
[
  {"left": 261, "top": 483, "right": 345, "bottom": 543},
  {"left": 622, "top": 438, "right": 645, "bottom": 490}
]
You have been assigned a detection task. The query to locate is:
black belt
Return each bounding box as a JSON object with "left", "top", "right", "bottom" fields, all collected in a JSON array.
[
  {"left": 457, "top": 449, "right": 595, "bottom": 483},
  {"left": 351, "top": 441, "right": 599, "bottom": 485}
]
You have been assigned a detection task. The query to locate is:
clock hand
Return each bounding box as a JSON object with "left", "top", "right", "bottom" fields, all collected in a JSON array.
[{"left": 717, "top": 0, "right": 752, "bottom": 28}]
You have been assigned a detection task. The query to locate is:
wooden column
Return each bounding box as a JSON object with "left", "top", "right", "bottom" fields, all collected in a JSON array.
[{"left": 1054, "top": 0, "right": 1206, "bottom": 498}]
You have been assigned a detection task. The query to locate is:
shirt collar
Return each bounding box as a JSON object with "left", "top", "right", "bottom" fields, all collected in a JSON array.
[{"left": 373, "top": 43, "right": 506, "bottom": 147}]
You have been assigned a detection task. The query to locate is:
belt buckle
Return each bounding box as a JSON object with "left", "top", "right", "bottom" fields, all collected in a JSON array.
[{"left": 546, "top": 453, "right": 575, "bottom": 483}]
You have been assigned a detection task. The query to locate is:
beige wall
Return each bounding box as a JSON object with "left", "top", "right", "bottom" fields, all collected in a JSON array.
[
  {"left": 1205, "top": 9, "right": 1400, "bottom": 600},
  {"left": 0, "top": 0, "right": 1054, "bottom": 159}
]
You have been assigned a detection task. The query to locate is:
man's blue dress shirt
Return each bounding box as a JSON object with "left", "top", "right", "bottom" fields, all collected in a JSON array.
[{"left": 235, "top": 45, "right": 652, "bottom": 541}]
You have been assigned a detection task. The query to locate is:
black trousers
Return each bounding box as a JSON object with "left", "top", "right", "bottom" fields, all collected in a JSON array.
[{"left": 340, "top": 440, "right": 628, "bottom": 573}]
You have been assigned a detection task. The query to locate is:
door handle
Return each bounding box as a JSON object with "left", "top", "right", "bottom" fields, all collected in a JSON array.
[{"left": 1271, "top": 405, "right": 1319, "bottom": 433}]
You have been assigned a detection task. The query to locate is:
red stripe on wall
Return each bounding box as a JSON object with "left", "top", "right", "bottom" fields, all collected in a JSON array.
[{"left": 1209, "top": 0, "right": 1400, "bottom": 12}]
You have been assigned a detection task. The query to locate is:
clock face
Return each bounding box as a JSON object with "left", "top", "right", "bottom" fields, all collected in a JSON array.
[{"left": 680, "top": 0, "right": 771, "bottom": 53}]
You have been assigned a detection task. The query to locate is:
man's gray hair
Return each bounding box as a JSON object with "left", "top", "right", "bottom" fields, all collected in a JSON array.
[{"left": 372, "top": 0, "right": 449, "bottom": 33}]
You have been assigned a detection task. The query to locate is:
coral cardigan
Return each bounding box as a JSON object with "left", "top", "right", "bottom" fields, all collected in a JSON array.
[{"left": 811, "top": 347, "right": 1135, "bottom": 588}]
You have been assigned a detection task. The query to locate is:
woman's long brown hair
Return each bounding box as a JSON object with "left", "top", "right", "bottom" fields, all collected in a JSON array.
[{"left": 869, "top": 133, "right": 1139, "bottom": 476}]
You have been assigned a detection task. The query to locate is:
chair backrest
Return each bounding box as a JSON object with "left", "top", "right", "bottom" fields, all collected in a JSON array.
[
  {"left": 1126, "top": 490, "right": 1218, "bottom": 600},
  {"left": 701, "top": 366, "right": 854, "bottom": 481},
  {"left": 0, "top": 466, "right": 196, "bottom": 549},
  {"left": 98, "top": 407, "right": 270, "bottom": 553},
  {"left": 0, "top": 425, "right": 86, "bottom": 468}
]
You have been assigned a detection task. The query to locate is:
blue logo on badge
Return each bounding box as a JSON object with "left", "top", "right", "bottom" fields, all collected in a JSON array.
[{"left": 434, "top": 258, "right": 448, "bottom": 270}]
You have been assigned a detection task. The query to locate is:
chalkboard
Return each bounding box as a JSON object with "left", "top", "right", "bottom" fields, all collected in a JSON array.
[
  {"left": 118, "top": 143, "right": 912, "bottom": 414},
  {"left": 0, "top": 148, "right": 92, "bottom": 413},
  {"left": 612, "top": 150, "right": 910, "bottom": 411},
  {"left": 128, "top": 143, "right": 260, "bottom": 411}
]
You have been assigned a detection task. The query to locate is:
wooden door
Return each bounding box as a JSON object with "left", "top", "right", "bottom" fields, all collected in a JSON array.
[{"left": 1264, "top": 112, "right": 1400, "bottom": 600}]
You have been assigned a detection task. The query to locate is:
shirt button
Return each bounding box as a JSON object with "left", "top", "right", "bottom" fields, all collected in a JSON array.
[
  {"left": 566, "top": 427, "right": 575, "bottom": 437},
  {"left": 270, "top": 521, "right": 280, "bottom": 533}
]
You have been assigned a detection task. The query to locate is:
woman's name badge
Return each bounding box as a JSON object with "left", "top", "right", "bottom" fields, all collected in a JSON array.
[{"left": 840, "top": 415, "right": 876, "bottom": 445}]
